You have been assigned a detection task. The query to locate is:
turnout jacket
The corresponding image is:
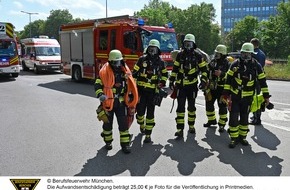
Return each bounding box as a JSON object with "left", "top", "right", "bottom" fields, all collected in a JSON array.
[
  {"left": 223, "top": 58, "right": 270, "bottom": 99},
  {"left": 132, "top": 55, "right": 168, "bottom": 91},
  {"left": 169, "top": 49, "right": 208, "bottom": 86},
  {"left": 207, "top": 56, "right": 231, "bottom": 89}
]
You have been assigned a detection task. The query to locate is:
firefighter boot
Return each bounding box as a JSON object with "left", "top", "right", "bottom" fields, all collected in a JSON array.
[
  {"left": 175, "top": 129, "right": 184, "bottom": 138},
  {"left": 188, "top": 126, "right": 196, "bottom": 134},
  {"left": 143, "top": 135, "right": 152, "bottom": 143},
  {"left": 121, "top": 143, "right": 131, "bottom": 154},
  {"left": 203, "top": 120, "right": 217, "bottom": 127},
  {"left": 239, "top": 135, "right": 249, "bottom": 146},
  {"left": 218, "top": 125, "right": 225, "bottom": 133},
  {"left": 229, "top": 138, "right": 239, "bottom": 148},
  {"left": 105, "top": 143, "right": 112, "bottom": 150}
]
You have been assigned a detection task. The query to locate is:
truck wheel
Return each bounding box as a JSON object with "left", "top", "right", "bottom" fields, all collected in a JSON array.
[
  {"left": 72, "top": 66, "right": 82, "bottom": 82},
  {"left": 22, "top": 61, "right": 29, "bottom": 71},
  {"left": 11, "top": 73, "right": 19, "bottom": 78},
  {"left": 34, "top": 65, "right": 39, "bottom": 74}
]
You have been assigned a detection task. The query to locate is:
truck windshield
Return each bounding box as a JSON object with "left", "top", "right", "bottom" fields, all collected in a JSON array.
[
  {"left": 0, "top": 40, "right": 17, "bottom": 57},
  {"left": 35, "top": 47, "right": 60, "bottom": 56},
  {"left": 141, "top": 31, "right": 178, "bottom": 53}
]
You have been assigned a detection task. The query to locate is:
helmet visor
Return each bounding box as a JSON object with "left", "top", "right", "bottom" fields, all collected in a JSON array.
[{"left": 148, "top": 46, "right": 158, "bottom": 56}]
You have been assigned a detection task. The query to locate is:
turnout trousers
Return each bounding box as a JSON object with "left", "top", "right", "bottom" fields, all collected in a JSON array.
[
  {"left": 136, "top": 89, "right": 156, "bottom": 136},
  {"left": 205, "top": 87, "right": 228, "bottom": 127},
  {"left": 228, "top": 96, "right": 252, "bottom": 140},
  {"left": 101, "top": 98, "right": 131, "bottom": 146},
  {"left": 176, "top": 85, "right": 198, "bottom": 131}
]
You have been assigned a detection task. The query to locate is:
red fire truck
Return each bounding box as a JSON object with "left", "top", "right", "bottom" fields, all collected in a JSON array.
[
  {"left": 59, "top": 15, "right": 178, "bottom": 81},
  {"left": 0, "top": 22, "right": 20, "bottom": 78}
]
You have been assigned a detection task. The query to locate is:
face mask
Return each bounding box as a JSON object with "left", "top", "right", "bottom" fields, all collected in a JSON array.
[
  {"left": 148, "top": 46, "right": 158, "bottom": 56},
  {"left": 241, "top": 52, "right": 252, "bottom": 61},
  {"left": 214, "top": 52, "right": 222, "bottom": 59},
  {"left": 184, "top": 41, "right": 193, "bottom": 50},
  {"left": 110, "top": 60, "right": 122, "bottom": 69}
]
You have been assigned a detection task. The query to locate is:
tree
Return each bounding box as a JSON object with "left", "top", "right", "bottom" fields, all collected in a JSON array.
[
  {"left": 135, "top": 1, "right": 220, "bottom": 54},
  {"left": 134, "top": 0, "right": 172, "bottom": 26},
  {"left": 261, "top": 1, "right": 290, "bottom": 58},
  {"left": 43, "top": 9, "right": 74, "bottom": 40},
  {"left": 226, "top": 16, "right": 259, "bottom": 52},
  {"left": 19, "top": 19, "right": 45, "bottom": 39}
]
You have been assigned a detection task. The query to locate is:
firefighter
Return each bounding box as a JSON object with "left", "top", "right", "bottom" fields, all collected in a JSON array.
[
  {"left": 133, "top": 39, "right": 168, "bottom": 143},
  {"left": 222, "top": 42, "right": 271, "bottom": 148},
  {"left": 169, "top": 33, "right": 208, "bottom": 137},
  {"left": 203, "top": 44, "right": 231, "bottom": 132},
  {"left": 94, "top": 49, "right": 138, "bottom": 154}
]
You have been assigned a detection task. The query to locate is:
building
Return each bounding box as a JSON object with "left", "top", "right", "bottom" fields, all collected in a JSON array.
[{"left": 221, "top": 0, "right": 287, "bottom": 35}]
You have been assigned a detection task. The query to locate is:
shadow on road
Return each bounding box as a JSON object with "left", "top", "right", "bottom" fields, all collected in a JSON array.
[
  {"left": 75, "top": 134, "right": 163, "bottom": 176},
  {"left": 163, "top": 132, "right": 214, "bottom": 176},
  {"left": 250, "top": 124, "right": 281, "bottom": 150},
  {"left": 38, "top": 77, "right": 96, "bottom": 98},
  {"left": 20, "top": 70, "right": 63, "bottom": 76},
  {"left": 202, "top": 127, "right": 283, "bottom": 176},
  {"left": 0, "top": 75, "right": 16, "bottom": 83}
]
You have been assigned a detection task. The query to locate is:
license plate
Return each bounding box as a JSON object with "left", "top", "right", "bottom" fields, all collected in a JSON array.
[{"left": 52, "top": 66, "right": 59, "bottom": 69}]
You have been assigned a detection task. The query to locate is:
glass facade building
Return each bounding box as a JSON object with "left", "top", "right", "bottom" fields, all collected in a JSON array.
[{"left": 221, "top": 0, "right": 287, "bottom": 35}]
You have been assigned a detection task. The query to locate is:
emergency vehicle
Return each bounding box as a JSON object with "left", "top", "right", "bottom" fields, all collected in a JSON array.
[
  {"left": 0, "top": 22, "right": 20, "bottom": 78},
  {"left": 59, "top": 15, "right": 178, "bottom": 81},
  {"left": 21, "top": 36, "right": 61, "bottom": 74}
]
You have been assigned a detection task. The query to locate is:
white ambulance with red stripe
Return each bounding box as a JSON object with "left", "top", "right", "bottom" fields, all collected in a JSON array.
[
  {"left": 20, "top": 35, "right": 61, "bottom": 74},
  {"left": 0, "top": 22, "right": 20, "bottom": 78}
]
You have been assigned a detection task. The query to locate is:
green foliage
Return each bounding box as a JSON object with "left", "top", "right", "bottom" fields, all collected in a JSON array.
[
  {"left": 19, "top": 19, "right": 45, "bottom": 39},
  {"left": 226, "top": 16, "right": 259, "bottom": 52},
  {"left": 135, "top": 1, "right": 220, "bottom": 54},
  {"left": 227, "top": 1, "right": 290, "bottom": 59},
  {"left": 264, "top": 63, "right": 290, "bottom": 80},
  {"left": 134, "top": 0, "right": 171, "bottom": 26},
  {"left": 43, "top": 9, "right": 73, "bottom": 40}
]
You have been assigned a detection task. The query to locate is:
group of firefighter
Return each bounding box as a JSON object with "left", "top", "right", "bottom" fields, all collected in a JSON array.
[{"left": 94, "top": 33, "right": 272, "bottom": 154}]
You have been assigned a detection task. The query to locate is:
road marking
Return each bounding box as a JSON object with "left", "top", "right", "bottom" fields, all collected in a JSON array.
[
  {"left": 271, "top": 101, "right": 290, "bottom": 107},
  {"left": 262, "top": 122, "right": 290, "bottom": 132},
  {"left": 196, "top": 102, "right": 290, "bottom": 132}
]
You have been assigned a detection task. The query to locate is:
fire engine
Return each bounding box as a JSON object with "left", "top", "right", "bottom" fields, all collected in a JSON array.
[
  {"left": 20, "top": 35, "right": 61, "bottom": 74},
  {"left": 0, "top": 22, "right": 20, "bottom": 78},
  {"left": 59, "top": 15, "right": 178, "bottom": 81}
]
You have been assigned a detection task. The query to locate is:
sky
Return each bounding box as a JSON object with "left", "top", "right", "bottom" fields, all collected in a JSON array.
[{"left": 0, "top": 0, "right": 221, "bottom": 32}]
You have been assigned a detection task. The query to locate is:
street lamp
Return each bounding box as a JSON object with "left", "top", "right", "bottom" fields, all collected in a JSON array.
[
  {"left": 106, "top": 0, "right": 107, "bottom": 18},
  {"left": 21, "top": 11, "right": 39, "bottom": 37}
]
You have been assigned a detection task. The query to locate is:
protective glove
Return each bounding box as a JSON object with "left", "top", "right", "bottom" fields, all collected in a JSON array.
[
  {"left": 264, "top": 98, "right": 270, "bottom": 106},
  {"left": 220, "top": 94, "right": 229, "bottom": 104},
  {"left": 169, "top": 81, "right": 175, "bottom": 90},
  {"left": 99, "top": 94, "right": 107, "bottom": 102},
  {"left": 158, "top": 82, "right": 165, "bottom": 88}
]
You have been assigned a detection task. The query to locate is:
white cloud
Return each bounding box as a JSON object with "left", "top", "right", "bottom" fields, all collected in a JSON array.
[{"left": 13, "top": 1, "right": 24, "bottom": 9}]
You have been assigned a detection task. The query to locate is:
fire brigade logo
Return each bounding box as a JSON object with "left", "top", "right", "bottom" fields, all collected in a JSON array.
[{"left": 10, "top": 179, "right": 40, "bottom": 190}]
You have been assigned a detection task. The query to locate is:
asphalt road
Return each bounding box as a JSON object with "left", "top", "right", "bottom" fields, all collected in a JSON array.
[{"left": 0, "top": 71, "right": 290, "bottom": 176}]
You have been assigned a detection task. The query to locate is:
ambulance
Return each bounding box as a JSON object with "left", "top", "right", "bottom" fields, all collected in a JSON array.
[{"left": 21, "top": 35, "right": 61, "bottom": 74}]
